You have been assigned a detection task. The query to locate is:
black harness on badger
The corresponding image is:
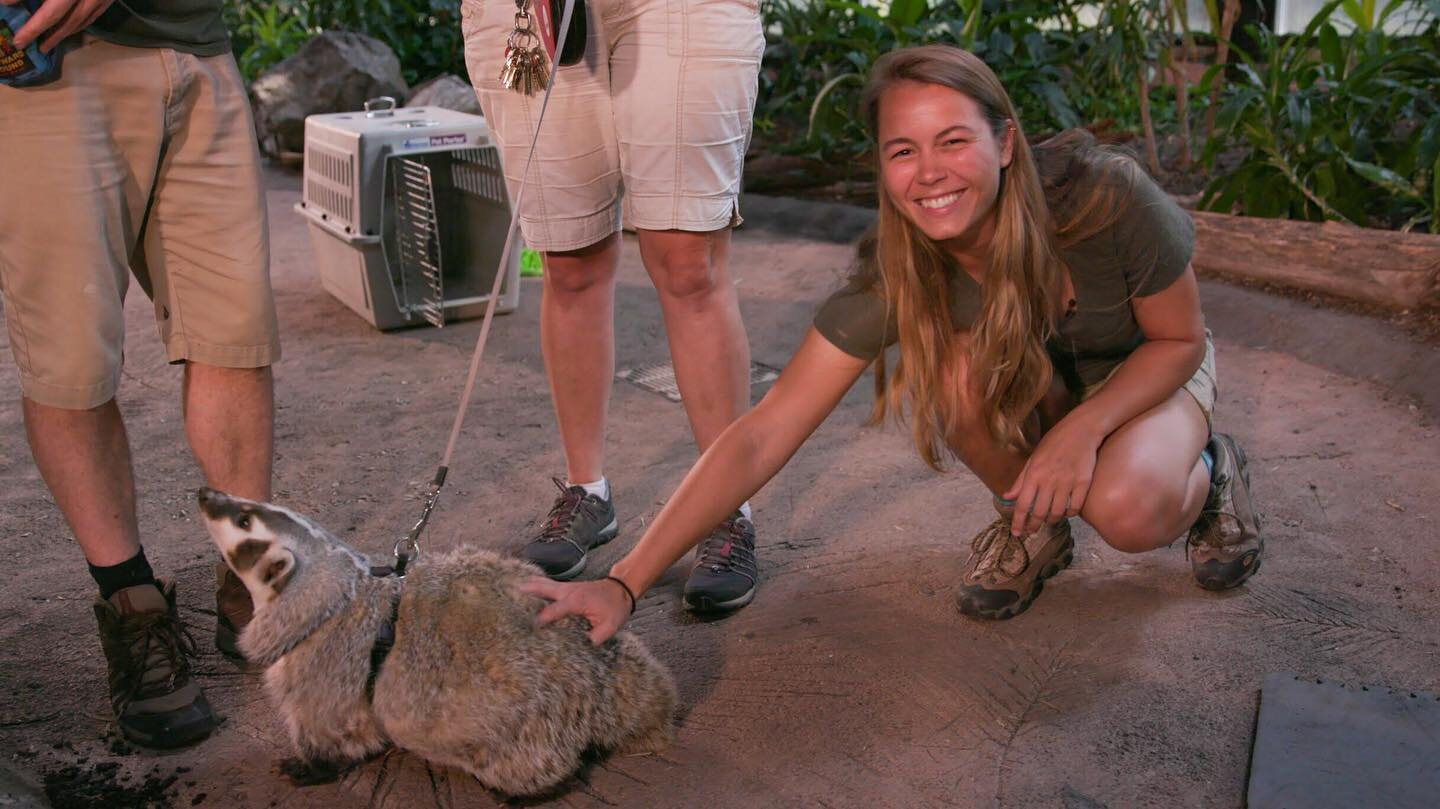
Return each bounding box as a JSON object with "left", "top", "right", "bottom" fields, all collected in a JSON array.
[{"left": 362, "top": 0, "right": 584, "bottom": 694}]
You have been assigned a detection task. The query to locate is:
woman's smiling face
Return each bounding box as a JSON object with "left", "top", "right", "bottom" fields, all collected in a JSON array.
[{"left": 876, "top": 80, "right": 1014, "bottom": 261}]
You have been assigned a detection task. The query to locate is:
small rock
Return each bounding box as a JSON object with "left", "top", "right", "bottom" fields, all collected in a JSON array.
[{"left": 406, "top": 74, "right": 482, "bottom": 116}]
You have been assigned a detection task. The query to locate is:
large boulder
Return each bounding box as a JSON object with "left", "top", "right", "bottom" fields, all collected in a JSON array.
[
  {"left": 250, "top": 31, "right": 409, "bottom": 157},
  {"left": 406, "top": 74, "right": 483, "bottom": 116}
]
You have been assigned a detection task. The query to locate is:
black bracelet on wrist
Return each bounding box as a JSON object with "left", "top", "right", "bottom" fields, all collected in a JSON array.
[{"left": 604, "top": 574, "right": 637, "bottom": 614}]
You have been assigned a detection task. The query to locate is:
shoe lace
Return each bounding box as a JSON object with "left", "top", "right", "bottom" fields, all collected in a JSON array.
[
  {"left": 694, "top": 518, "right": 756, "bottom": 573},
  {"left": 536, "top": 477, "right": 594, "bottom": 543},
  {"left": 113, "top": 611, "right": 198, "bottom": 713},
  {"left": 970, "top": 518, "right": 1031, "bottom": 580},
  {"left": 1188, "top": 472, "right": 1238, "bottom": 555}
]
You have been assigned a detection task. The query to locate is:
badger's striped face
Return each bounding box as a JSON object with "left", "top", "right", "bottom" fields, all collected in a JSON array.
[{"left": 198, "top": 488, "right": 300, "bottom": 606}]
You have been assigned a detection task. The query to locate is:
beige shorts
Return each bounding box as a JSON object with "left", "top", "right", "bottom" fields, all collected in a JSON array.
[
  {"left": 0, "top": 37, "right": 280, "bottom": 410},
  {"left": 461, "top": 0, "right": 764, "bottom": 252},
  {"left": 1082, "top": 331, "right": 1218, "bottom": 425}
]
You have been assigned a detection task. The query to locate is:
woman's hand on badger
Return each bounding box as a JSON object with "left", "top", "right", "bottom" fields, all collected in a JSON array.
[
  {"left": 1003, "top": 415, "right": 1103, "bottom": 536},
  {"left": 520, "top": 577, "right": 633, "bottom": 645}
]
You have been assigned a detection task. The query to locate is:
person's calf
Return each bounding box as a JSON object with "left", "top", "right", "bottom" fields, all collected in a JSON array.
[{"left": 183, "top": 363, "right": 274, "bottom": 502}]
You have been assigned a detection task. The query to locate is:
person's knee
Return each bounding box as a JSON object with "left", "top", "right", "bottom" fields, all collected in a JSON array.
[
  {"left": 1085, "top": 482, "right": 1174, "bottom": 553},
  {"left": 544, "top": 258, "right": 616, "bottom": 296},
  {"left": 543, "top": 237, "right": 620, "bottom": 297},
  {"left": 651, "top": 240, "right": 720, "bottom": 301}
]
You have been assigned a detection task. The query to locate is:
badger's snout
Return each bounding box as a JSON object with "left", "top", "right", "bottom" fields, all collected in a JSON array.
[{"left": 197, "top": 487, "right": 236, "bottom": 519}]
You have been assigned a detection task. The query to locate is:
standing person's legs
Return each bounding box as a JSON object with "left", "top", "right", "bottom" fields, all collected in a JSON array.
[
  {"left": 138, "top": 46, "right": 281, "bottom": 655},
  {"left": 0, "top": 38, "right": 219, "bottom": 748},
  {"left": 539, "top": 234, "right": 620, "bottom": 486},
  {"left": 610, "top": 0, "right": 764, "bottom": 611},
  {"left": 464, "top": 0, "right": 626, "bottom": 579},
  {"left": 184, "top": 365, "right": 274, "bottom": 503},
  {"left": 636, "top": 229, "right": 749, "bottom": 452},
  {"left": 19, "top": 402, "right": 143, "bottom": 566}
]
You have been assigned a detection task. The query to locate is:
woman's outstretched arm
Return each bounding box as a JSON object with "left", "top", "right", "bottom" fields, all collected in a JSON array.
[{"left": 521, "top": 328, "right": 872, "bottom": 643}]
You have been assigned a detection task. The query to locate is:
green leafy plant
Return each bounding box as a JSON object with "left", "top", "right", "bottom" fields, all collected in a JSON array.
[
  {"left": 1199, "top": 0, "right": 1439, "bottom": 231},
  {"left": 225, "top": 0, "right": 466, "bottom": 85},
  {"left": 228, "top": 3, "right": 310, "bottom": 80},
  {"left": 760, "top": 0, "right": 1096, "bottom": 165}
]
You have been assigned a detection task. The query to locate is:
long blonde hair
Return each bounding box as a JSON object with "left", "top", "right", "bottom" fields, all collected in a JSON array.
[{"left": 859, "top": 46, "right": 1138, "bottom": 467}]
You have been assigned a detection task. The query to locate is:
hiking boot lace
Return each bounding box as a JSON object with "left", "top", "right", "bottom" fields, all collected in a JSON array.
[
  {"left": 114, "top": 612, "right": 198, "bottom": 713},
  {"left": 1187, "top": 471, "right": 1241, "bottom": 556},
  {"left": 537, "top": 477, "right": 594, "bottom": 543},
  {"left": 971, "top": 518, "right": 1031, "bottom": 580},
  {"left": 695, "top": 518, "right": 756, "bottom": 573}
]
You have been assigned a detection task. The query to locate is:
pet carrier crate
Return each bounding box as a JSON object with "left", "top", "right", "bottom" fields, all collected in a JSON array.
[{"left": 295, "top": 98, "right": 521, "bottom": 330}]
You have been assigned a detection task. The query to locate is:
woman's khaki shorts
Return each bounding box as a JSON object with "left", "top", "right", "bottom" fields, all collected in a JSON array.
[
  {"left": 0, "top": 38, "right": 280, "bottom": 410},
  {"left": 1082, "top": 331, "right": 1218, "bottom": 426},
  {"left": 461, "top": 0, "right": 764, "bottom": 252}
]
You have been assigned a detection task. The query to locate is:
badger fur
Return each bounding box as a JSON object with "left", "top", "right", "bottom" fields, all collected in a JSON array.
[{"left": 196, "top": 487, "right": 676, "bottom": 796}]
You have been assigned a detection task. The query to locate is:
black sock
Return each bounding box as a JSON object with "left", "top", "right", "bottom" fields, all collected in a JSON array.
[{"left": 89, "top": 547, "right": 157, "bottom": 600}]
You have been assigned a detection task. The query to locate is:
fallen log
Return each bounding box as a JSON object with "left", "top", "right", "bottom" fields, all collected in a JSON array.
[{"left": 1189, "top": 210, "right": 1440, "bottom": 310}]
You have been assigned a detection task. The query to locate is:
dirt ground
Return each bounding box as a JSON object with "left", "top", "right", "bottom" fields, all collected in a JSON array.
[{"left": 2, "top": 169, "right": 1437, "bottom": 809}]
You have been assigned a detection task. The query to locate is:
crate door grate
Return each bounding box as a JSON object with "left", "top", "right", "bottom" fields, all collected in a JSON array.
[
  {"left": 391, "top": 157, "right": 446, "bottom": 328},
  {"left": 450, "top": 147, "right": 508, "bottom": 206},
  {"left": 616, "top": 361, "right": 781, "bottom": 403}
]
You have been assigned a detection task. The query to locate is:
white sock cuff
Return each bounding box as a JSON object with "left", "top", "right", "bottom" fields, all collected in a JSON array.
[
  {"left": 738, "top": 501, "right": 753, "bottom": 521},
  {"left": 567, "top": 477, "right": 610, "bottom": 501}
]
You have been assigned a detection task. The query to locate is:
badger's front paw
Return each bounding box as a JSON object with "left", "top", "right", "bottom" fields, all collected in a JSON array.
[{"left": 278, "top": 756, "right": 353, "bottom": 786}]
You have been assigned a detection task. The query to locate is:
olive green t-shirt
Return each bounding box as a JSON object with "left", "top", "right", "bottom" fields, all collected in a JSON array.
[
  {"left": 89, "top": 1, "right": 230, "bottom": 56},
  {"left": 813, "top": 165, "right": 1195, "bottom": 390}
]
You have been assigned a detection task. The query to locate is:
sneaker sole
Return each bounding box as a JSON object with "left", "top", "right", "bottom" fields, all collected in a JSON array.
[
  {"left": 956, "top": 534, "right": 1075, "bottom": 621},
  {"left": 682, "top": 585, "right": 756, "bottom": 614},
  {"left": 1195, "top": 549, "right": 1262, "bottom": 591},
  {"left": 118, "top": 709, "right": 219, "bottom": 750},
  {"left": 546, "top": 519, "right": 619, "bottom": 582}
]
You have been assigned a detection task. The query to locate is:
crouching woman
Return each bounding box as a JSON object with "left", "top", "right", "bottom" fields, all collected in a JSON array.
[{"left": 525, "top": 44, "right": 1264, "bottom": 640}]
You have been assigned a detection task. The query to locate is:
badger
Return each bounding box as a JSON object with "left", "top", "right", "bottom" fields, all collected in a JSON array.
[{"left": 196, "top": 487, "right": 676, "bottom": 796}]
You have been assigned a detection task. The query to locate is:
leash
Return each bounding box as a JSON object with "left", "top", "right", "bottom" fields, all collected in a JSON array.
[{"left": 389, "top": 0, "right": 580, "bottom": 576}]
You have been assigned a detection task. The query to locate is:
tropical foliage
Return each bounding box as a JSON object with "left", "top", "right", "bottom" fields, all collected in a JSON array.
[{"left": 225, "top": 0, "right": 1439, "bottom": 230}]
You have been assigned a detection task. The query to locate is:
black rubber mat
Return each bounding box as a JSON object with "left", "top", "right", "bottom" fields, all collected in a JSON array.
[{"left": 1248, "top": 673, "right": 1440, "bottom": 809}]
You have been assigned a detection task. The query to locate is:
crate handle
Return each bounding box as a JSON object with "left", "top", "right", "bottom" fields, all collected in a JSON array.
[{"left": 364, "top": 96, "right": 398, "bottom": 118}]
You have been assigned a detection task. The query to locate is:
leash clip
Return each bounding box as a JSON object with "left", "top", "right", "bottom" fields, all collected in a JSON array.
[{"left": 392, "top": 467, "right": 447, "bottom": 576}]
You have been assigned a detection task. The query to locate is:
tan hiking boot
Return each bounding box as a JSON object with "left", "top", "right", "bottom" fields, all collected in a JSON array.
[
  {"left": 93, "top": 580, "right": 219, "bottom": 749},
  {"left": 1188, "top": 432, "right": 1264, "bottom": 590},
  {"left": 214, "top": 561, "right": 253, "bottom": 661},
  {"left": 955, "top": 506, "right": 1074, "bottom": 620}
]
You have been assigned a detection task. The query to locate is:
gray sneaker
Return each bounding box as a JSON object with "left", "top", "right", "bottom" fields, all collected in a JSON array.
[
  {"left": 683, "top": 513, "right": 758, "bottom": 612},
  {"left": 522, "top": 478, "right": 619, "bottom": 580},
  {"left": 955, "top": 512, "right": 1073, "bottom": 620},
  {"left": 93, "top": 580, "right": 220, "bottom": 749},
  {"left": 1188, "top": 433, "right": 1264, "bottom": 590}
]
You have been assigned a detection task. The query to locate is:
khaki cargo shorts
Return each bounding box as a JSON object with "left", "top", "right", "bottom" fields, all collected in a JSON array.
[
  {"left": 1083, "top": 330, "right": 1219, "bottom": 426},
  {"left": 461, "top": 0, "right": 764, "bottom": 252},
  {"left": 0, "top": 37, "right": 280, "bottom": 410}
]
